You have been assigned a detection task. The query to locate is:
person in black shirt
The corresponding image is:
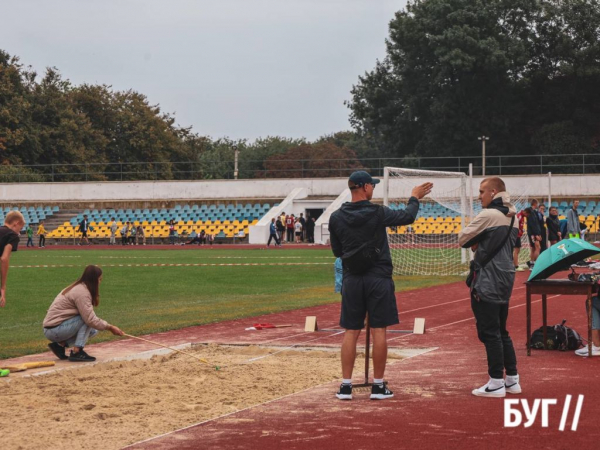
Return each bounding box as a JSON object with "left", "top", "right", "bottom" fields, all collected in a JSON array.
[
  {"left": 329, "top": 170, "right": 432, "bottom": 400},
  {"left": 78, "top": 215, "right": 90, "bottom": 246},
  {"left": 305, "top": 216, "right": 316, "bottom": 243},
  {"left": 0, "top": 211, "right": 25, "bottom": 307},
  {"left": 276, "top": 217, "right": 285, "bottom": 244},
  {"left": 299, "top": 213, "right": 306, "bottom": 242},
  {"left": 546, "top": 206, "right": 562, "bottom": 245},
  {"left": 538, "top": 204, "right": 548, "bottom": 252}
]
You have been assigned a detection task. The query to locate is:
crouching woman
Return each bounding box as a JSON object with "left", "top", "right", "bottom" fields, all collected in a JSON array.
[{"left": 43, "top": 265, "right": 124, "bottom": 362}]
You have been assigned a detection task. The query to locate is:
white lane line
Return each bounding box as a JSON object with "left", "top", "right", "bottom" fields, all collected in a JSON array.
[
  {"left": 400, "top": 286, "right": 526, "bottom": 315},
  {"left": 387, "top": 294, "right": 562, "bottom": 343}
]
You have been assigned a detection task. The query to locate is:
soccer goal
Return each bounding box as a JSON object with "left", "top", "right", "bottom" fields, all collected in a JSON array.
[
  {"left": 383, "top": 167, "right": 471, "bottom": 276},
  {"left": 383, "top": 167, "right": 536, "bottom": 276}
]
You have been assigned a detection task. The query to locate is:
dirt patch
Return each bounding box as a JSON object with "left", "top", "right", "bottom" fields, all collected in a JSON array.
[{"left": 0, "top": 344, "right": 381, "bottom": 450}]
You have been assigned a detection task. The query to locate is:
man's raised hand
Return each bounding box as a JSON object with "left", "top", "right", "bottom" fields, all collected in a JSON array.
[{"left": 411, "top": 183, "right": 434, "bottom": 200}]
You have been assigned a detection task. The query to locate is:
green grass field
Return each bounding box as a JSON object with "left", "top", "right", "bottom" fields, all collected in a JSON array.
[{"left": 0, "top": 248, "right": 461, "bottom": 359}]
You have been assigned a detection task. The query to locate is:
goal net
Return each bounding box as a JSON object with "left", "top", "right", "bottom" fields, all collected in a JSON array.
[
  {"left": 383, "top": 167, "right": 470, "bottom": 276},
  {"left": 383, "top": 167, "right": 533, "bottom": 276}
]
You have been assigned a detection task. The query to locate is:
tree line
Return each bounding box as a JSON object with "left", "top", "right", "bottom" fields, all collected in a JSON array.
[{"left": 0, "top": 50, "right": 367, "bottom": 181}]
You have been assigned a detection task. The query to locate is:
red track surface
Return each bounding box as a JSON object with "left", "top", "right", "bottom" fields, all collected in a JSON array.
[{"left": 113, "top": 272, "right": 600, "bottom": 450}]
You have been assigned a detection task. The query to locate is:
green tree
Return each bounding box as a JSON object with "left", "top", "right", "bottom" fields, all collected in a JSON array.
[{"left": 348, "top": 0, "right": 600, "bottom": 161}]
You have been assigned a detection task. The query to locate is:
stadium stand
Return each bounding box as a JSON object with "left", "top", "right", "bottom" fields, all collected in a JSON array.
[
  {"left": 386, "top": 200, "right": 600, "bottom": 236},
  {"left": 45, "top": 203, "right": 275, "bottom": 243},
  {"left": 2, "top": 199, "right": 598, "bottom": 245},
  {"left": 0, "top": 206, "right": 59, "bottom": 228}
]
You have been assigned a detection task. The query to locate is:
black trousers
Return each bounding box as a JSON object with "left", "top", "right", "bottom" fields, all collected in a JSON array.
[
  {"left": 540, "top": 228, "right": 548, "bottom": 252},
  {"left": 471, "top": 295, "right": 518, "bottom": 379},
  {"left": 286, "top": 229, "right": 294, "bottom": 241},
  {"left": 267, "top": 233, "right": 280, "bottom": 246},
  {"left": 38, "top": 235, "right": 46, "bottom": 247}
]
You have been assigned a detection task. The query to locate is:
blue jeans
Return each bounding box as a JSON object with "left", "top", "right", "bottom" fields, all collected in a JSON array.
[
  {"left": 43, "top": 315, "right": 98, "bottom": 348},
  {"left": 588, "top": 296, "right": 600, "bottom": 330}
]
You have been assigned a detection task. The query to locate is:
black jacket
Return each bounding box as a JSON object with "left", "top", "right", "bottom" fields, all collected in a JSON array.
[
  {"left": 546, "top": 214, "right": 561, "bottom": 240},
  {"left": 527, "top": 211, "right": 541, "bottom": 236},
  {"left": 329, "top": 198, "right": 419, "bottom": 277}
]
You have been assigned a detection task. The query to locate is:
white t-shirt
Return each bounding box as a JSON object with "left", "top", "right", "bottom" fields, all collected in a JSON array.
[{"left": 295, "top": 222, "right": 302, "bottom": 233}]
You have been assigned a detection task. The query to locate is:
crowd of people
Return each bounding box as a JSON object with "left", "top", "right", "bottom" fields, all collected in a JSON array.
[
  {"left": 267, "top": 211, "right": 316, "bottom": 247},
  {"left": 516, "top": 199, "right": 589, "bottom": 271}
]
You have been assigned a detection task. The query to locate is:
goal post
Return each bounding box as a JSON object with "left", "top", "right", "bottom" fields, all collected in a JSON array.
[{"left": 382, "top": 167, "right": 471, "bottom": 276}]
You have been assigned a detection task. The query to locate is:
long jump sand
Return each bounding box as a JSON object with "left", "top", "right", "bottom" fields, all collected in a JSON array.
[{"left": 0, "top": 343, "right": 393, "bottom": 450}]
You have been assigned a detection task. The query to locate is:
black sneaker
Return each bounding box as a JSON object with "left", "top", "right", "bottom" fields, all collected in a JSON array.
[
  {"left": 336, "top": 383, "right": 352, "bottom": 400},
  {"left": 48, "top": 342, "right": 68, "bottom": 360},
  {"left": 68, "top": 349, "right": 96, "bottom": 362},
  {"left": 370, "top": 383, "right": 394, "bottom": 400}
]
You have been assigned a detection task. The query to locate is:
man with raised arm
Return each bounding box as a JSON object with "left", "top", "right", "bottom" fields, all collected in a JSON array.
[{"left": 329, "top": 171, "right": 432, "bottom": 401}]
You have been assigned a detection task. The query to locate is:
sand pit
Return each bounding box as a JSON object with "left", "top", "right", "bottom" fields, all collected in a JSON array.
[{"left": 0, "top": 344, "right": 398, "bottom": 450}]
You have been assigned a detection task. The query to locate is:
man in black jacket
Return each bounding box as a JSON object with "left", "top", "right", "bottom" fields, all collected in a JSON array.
[
  {"left": 78, "top": 215, "right": 90, "bottom": 246},
  {"left": 329, "top": 171, "right": 432, "bottom": 400}
]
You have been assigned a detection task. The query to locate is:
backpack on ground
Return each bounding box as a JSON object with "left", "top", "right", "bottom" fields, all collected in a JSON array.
[
  {"left": 529, "top": 320, "right": 582, "bottom": 351},
  {"left": 554, "top": 319, "right": 583, "bottom": 351},
  {"left": 530, "top": 326, "right": 559, "bottom": 350}
]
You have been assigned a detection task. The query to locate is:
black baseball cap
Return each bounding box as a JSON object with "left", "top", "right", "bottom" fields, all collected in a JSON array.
[{"left": 348, "top": 171, "right": 380, "bottom": 188}]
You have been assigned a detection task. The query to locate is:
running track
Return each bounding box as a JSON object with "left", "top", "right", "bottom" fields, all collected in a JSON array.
[{"left": 114, "top": 272, "right": 600, "bottom": 450}]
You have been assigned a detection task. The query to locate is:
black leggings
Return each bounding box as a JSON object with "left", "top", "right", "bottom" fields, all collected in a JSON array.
[{"left": 38, "top": 235, "right": 46, "bottom": 247}]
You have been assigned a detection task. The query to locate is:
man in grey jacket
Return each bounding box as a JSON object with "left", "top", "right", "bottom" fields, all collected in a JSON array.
[
  {"left": 567, "top": 200, "right": 581, "bottom": 239},
  {"left": 329, "top": 171, "right": 432, "bottom": 400},
  {"left": 459, "top": 177, "right": 520, "bottom": 398}
]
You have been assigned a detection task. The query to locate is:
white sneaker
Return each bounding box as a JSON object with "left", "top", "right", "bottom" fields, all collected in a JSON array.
[
  {"left": 505, "top": 377, "right": 522, "bottom": 394},
  {"left": 575, "top": 344, "right": 600, "bottom": 357},
  {"left": 472, "top": 379, "right": 506, "bottom": 398},
  {"left": 515, "top": 267, "right": 525, "bottom": 272}
]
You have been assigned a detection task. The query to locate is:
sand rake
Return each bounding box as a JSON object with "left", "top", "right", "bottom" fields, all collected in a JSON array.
[{"left": 123, "top": 334, "right": 221, "bottom": 371}]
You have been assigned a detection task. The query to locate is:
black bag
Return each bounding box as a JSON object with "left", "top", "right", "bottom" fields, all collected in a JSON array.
[
  {"left": 466, "top": 216, "right": 515, "bottom": 288},
  {"left": 554, "top": 320, "right": 583, "bottom": 351},
  {"left": 530, "top": 326, "right": 559, "bottom": 350},
  {"left": 341, "top": 207, "right": 385, "bottom": 275},
  {"left": 529, "top": 320, "right": 582, "bottom": 351}
]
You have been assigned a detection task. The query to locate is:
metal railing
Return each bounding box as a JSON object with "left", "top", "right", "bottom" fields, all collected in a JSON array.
[{"left": 1, "top": 153, "right": 598, "bottom": 183}]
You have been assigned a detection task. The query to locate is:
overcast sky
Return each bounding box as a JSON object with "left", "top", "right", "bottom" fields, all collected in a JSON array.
[{"left": 2, "top": 0, "right": 406, "bottom": 141}]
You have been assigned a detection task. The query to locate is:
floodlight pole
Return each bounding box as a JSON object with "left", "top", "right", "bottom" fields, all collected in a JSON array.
[
  {"left": 478, "top": 136, "right": 489, "bottom": 176},
  {"left": 233, "top": 145, "right": 239, "bottom": 180}
]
